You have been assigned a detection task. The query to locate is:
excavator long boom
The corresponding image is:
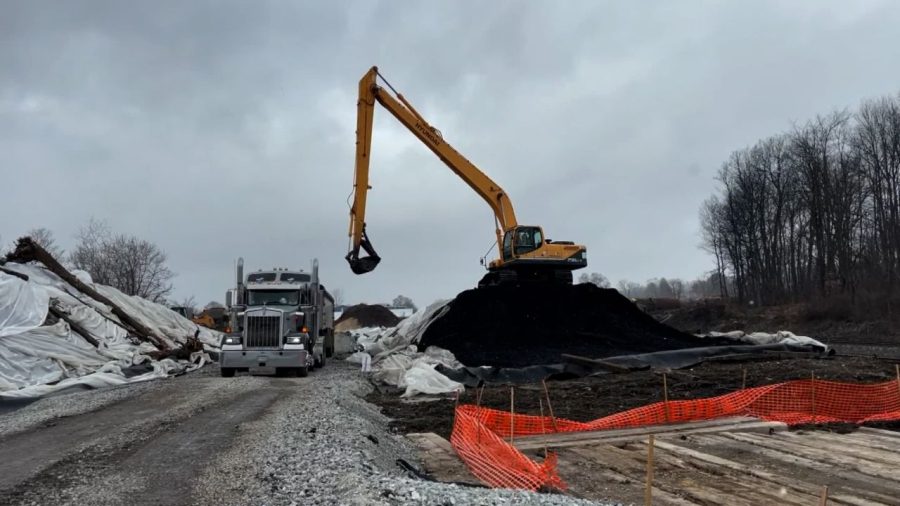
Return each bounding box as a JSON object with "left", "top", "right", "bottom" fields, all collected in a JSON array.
[
  {"left": 347, "top": 67, "right": 517, "bottom": 273},
  {"left": 347, "top": 66, "right": 587, "bottom": 283}
]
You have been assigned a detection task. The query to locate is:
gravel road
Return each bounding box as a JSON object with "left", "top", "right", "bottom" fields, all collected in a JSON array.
[{"left": 0, "top": 363, "right": 612, "bottom": 506}]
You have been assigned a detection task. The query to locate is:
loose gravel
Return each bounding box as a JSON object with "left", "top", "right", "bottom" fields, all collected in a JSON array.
[
  {"left": 1, "top": 362, "right": 620, "bottom": 505},
  {"left": 193, "top": 363, "right": 614, "bottom": 505}
]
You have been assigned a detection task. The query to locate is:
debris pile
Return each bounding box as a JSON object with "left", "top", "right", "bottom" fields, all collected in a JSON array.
[
  {"left": 0, "top": 237, "right": 219, "bottom": 398},
  {"left": 335, "top": 303, "right": 401, "bottom": 331},
  {"left": 418, "top": 283, "right": 721, "bottom": 367}
]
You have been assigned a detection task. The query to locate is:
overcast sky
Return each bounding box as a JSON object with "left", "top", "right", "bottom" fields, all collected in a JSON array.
[{"left": 3, "top": 1, "right": 900, "bottom": 308}]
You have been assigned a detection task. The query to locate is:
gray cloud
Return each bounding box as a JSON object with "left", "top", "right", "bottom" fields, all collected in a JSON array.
[{"left": 3, "top": 1, "right": 900, "bottom": 307}]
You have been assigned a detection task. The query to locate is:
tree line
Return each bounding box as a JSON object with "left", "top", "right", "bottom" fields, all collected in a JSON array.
[
  {"left": 701, "top": 92, "right": 900, "bottom": 309},
  {"left": 4, "top": 220, "right": 174, "bottom": 303},
  {"left": 578, "top": 271, "right": 724, "bottom": 300}
]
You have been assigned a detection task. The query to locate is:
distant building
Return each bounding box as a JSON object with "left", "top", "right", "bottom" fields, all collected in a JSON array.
[{"left": 389, "top": 307, "right": 415, "bottom": 319}]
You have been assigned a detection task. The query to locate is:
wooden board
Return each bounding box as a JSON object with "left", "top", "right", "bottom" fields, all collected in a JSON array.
[
  {"left": 513, "top": 416, "right": 787, "bottom": 450},
  {"left": 526, "top": 428, "right": 900, "bottom": 505},
  {"left": 411, "top": 424, "right": 900, "bottom": 505},
  {"left": 406, "top": 432, "right": 482, "bottom": 486}
]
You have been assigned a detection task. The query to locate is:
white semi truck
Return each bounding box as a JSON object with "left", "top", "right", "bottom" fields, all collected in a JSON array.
[{"left": 220, "top": 258, "right": 335, "bottom": 377}]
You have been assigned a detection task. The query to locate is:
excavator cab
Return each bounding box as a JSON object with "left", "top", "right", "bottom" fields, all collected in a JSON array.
[{"left": 501, "top": 226, "right": 543, "bottom": 260}]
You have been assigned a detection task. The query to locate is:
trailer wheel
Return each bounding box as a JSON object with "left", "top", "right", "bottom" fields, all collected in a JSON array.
[
  {"left": 296, "top": 366, "right": 308, "bottom": 378},
  {"left": 220, "top": 367, "right": 236, "bottom": 377}
]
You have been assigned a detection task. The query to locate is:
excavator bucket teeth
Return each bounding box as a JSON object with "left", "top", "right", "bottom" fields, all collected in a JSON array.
[{"left": 347, "top": 255, "right": 380, "bottom": 274}]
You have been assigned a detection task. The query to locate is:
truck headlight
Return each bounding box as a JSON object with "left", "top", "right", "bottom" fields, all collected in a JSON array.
[
  {"left": 223, "top": 335, "right": 242, "bottom": 345},
  {"left": 285, "top": 336, "right": 304, "bottom": 347}
]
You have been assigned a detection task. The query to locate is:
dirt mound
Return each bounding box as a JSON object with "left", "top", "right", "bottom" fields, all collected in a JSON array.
[
  {"left": 335, "top": 304, "right": 400, "bottom": 330},
  {"left": 418, "top": 283, "right": 716, "bottom": 367}
]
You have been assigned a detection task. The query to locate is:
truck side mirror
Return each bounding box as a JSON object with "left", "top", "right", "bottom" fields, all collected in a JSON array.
[{"left": 225, "top": 290, "right": 233, "bottom": 308}]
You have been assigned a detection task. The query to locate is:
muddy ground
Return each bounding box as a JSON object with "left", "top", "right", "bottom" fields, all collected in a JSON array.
[{"left": 369, "top": 352, "right": 900, "bottom": 439}]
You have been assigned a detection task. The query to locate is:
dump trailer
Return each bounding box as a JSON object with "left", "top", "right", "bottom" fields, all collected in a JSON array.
[{"left": 219, "top": 258, "right": 335, "bottom": 377}]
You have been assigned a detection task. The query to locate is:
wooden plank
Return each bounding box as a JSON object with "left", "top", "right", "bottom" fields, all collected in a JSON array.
[
  {"left": 407, "top": 433, "right": 481, "bottom": 486},
  {"left": 857, "top": 426, "right": 900, "bottom": 439},
  {"left": 516, "top": 420, "right": 786, "bottom": 450},
  {"left": 842, "top": 431, "right": 900, "bottom": 452},
  {"left": 513, "top": 416, "right": 784, "bottom": 450},
  {"left": 590, "top": 466, "right": 700, "bottom": 506},
  {"left": 647, "top": 438, "right": 864, "bottom": 506},
  {"left": 780, "top": 431, "right": 900, "bottom": 466},
  {"left": 722, "top": 432, "right": 900, "bottom": 482},
  {"left": 692, "top": 434, "right": 900, "bottom": 505},
  {"left": 570, "top": 441, "right": 809, "bottom": 506},
  {"left": 565, "top": 443, "right": 761, "bottom": 506}
]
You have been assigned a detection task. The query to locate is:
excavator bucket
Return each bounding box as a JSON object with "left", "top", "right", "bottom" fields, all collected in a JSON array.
[
  {"left": 347, "top": 254, "right": 380, "bottom": 274},
  {"left": 346, "top": 230, "right": 381, "bottom": 274}
]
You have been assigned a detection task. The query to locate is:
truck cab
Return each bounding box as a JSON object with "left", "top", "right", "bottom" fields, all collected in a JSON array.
[{"left": 220, "top": 259, "right": 334, "bottom": 377}]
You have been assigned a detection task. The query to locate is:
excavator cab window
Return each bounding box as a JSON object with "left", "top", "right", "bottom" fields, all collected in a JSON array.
[
  {"left": 502, "top": 231, "right": 513, "bottom": 260},
  {"left": 513, "top": 226, "right": 542, "bottom": 256}
]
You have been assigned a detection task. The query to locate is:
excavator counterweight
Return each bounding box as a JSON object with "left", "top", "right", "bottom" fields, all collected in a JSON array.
[{"left": 346, "top": 66, "right": 587, "bottom": 286}]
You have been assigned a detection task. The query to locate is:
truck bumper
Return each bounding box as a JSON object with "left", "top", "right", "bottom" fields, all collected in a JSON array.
[{"left": 220, "top": 349, "right": 309, "bottom": 369}]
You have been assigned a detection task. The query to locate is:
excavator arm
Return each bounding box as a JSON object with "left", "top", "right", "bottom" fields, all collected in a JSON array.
[
  {"left": 347, "top": 66, "right": 587, "bottom": 283},
  {"left": 347, "top": 66, "right": 517, "bottom": 274}
]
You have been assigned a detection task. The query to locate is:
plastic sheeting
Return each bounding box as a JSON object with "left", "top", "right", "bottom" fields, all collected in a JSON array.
[
  {"left": 402, "top": 362, "right": 465, "bottom": 397},
  {"left": 700, "top": 329, "right": 828, "bottom": 350},
  {"left": 0, "top": 263, "right": 218, "bottom": 398},
  {"left": 0, "top": 273, "right": 49, "bottom": 337},
  {"left": 355, "top": 300, "right": 451, "bottom": 356},
  {"left": 440, "top": 342, "right": 832, "bottom": 387},
  {"left": 343, "top": 304, "right": 464, "bottom": 397}
]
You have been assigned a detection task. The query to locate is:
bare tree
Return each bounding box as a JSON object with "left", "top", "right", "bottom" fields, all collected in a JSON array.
[
  {"left": 69, "top": 219, "right": 175, "bottom": 303},
  {"left": 178, "top": 295, "right": 197, "bottom": 312},
  {"left": 670, "top": 279, "right": 685, "bottom": 300},
  {"left": 392, "top": 294, "right": 417, "bottom": 311},
  {"left": 578, "top": 272, "right": 611, "bottom": 288},
  {"left": 617, "top": 279, "right": 641, "bottom": 297},
  {"left": 699, "top": 91, "right": 900, "bottom": 313},
  {"left": 332, "top": 288, "right": 345, "bottom": 306},
  {"left": 27, "top": 227, "right": 64, "bottom": 259}
]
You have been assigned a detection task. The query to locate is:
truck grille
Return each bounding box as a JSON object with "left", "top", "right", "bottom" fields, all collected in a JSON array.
[{"left": 246, "top": 315, "right": 281, "bottom": 349}]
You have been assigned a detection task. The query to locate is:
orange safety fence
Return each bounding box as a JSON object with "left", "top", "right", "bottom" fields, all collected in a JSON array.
[{"left": 449, "top": 378, "right": 900, "bottom": 491}]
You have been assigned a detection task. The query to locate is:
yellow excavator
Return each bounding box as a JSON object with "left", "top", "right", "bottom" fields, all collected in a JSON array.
[{"left": 346, "top": 66, "right": 587, "bottom": 287}]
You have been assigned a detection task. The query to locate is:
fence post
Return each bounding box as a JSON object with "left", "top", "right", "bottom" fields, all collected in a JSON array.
[
  {"left": 510, "top": 386, "right": 515, "bottom": 445},
  {"left": 742, "top": 367, "right": 747, "bottom": 390},
  {"left": 539, "top": 397, "right": 548, "bottom": 458},
  {"left": 542, "top": 380, "right": 559, "bottom": 432},
  {"left": 895, "top": 365, "right": 900, "bottom": 398},
  {"left": 811, "top": 372, "right": 817, "bottom": 424},
  {"left": 645, "top": 434, "right": 655, "bottom": 506},
  {"left": 662, "top": 373, "right": 670, "bottom": 423}
]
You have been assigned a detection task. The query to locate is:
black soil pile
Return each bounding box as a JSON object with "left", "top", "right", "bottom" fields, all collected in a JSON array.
[
  {"left": 418, "top": 283, "right": 720, "bottom": 367},
  {"left": 336, "top": 304, "right": 401, "bottom": 328}
]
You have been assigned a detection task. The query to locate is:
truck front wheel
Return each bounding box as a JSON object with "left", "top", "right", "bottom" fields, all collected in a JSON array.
[{"left": 220, "top": 367, "right": 236, "bottom": 377}]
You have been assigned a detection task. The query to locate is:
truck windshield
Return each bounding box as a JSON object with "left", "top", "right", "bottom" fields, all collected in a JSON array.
[{"left": 248, "top": 290, "right": 300, "bottom": 306}]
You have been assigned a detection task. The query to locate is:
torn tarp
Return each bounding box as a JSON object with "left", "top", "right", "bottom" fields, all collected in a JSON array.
[
  {"left": 0, "top": 263, "right": 219, "bottom": 398},
  {"left": 0, "top": 272, "right": 49, "bottom": 337},
  {"left": 438, "top": 342, "right": 832, "bottom": 387}
]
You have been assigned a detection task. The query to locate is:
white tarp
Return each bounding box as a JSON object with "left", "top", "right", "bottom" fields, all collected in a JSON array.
[
  {"left": 0, "top": 273, "right": 49, "bottom": 337},
  {"left": 343, "top": 300, "right": 464, "bottom": 397},
  {"left": 0, "top": 262, "right": 219, "bottom": 398},
  {"left": 701, "top": 329, "right": 828, "bottom": 351}
]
